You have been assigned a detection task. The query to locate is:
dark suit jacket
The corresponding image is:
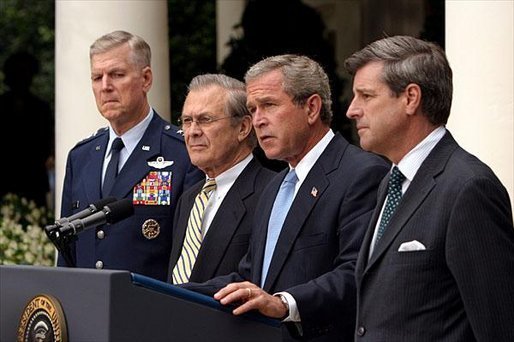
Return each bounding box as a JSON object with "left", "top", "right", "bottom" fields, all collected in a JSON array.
[
  {"left": 184, "top": 133, "right": 389, "bottom": 341},
  {"left": 167, "top": 157, "right": 276, "bottom": 282},
  {"left": 57, "top": 112, "right": 204, "bottom": 281},
  {"left": 355, "top": 131, "right": 514, "bottom": 341}
]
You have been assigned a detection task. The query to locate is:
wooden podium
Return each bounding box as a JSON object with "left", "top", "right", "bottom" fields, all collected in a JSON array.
[{"left": 0, "top": 265, "right": 281, "bottom": 341}]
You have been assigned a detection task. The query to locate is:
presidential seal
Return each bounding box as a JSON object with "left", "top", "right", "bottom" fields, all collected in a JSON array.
[
  {"left": 142, "top": 218, "right": 160, "bottom": 239},
  {"left": 17, "top": 294, "right": 67, "bottom": 342}
]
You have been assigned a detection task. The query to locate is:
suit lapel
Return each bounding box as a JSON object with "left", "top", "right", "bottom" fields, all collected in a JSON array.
[
  {"left": 169, "top": 181, "right": 203, "bottom": 269},
  {"left": 355, "top": 176, "right": 388, "bottom": 280},
  {"left": 192, "top": 159, "right": 261, "bottom": 279},
  {"left": 83, "top": 133, "right": 108, "bottom": 203},
  {"left": 109, "top": 114, "right": 164, "bottom": 199},
  {"left": 262, "top": 135, "right": 345, "bottom": 291},
  {"left": 254, "top": 171, "right": 283, "bottom": 285},
  {"left": 364, "top": 132, "right": 459, "bottom": 273}
]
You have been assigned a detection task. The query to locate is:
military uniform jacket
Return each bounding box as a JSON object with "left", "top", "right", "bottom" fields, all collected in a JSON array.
[{"left": 58, "top": 112, "right": 204, "bottom": 281}]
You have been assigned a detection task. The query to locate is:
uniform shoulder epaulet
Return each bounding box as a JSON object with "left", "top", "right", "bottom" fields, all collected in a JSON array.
[
  {"left": 162, "top": 123, "right": 185, "bottom": 141},
  {"left": 73, "top": 126, "right": 108, "bottom": 148}
]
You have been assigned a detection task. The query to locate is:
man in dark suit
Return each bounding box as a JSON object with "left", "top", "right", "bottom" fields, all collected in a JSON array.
[
  {"left": 345, "top": 35, "right": 514, "bottom": 341},
  {"left": 57, "top": 31, "right": 203, "bottom": 281},
  {"left": 168, "top": 74, "right": 275, "bottom": 284},
  {"left": 183, "top": 55, "right": 389, "bottom": 341}
]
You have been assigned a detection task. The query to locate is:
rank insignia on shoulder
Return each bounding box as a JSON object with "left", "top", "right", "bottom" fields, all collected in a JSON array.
[
  {"left": 147, "top": 156, "right": 174, "bottom": 169},
  {"left": 133, "top": 171, "right": 172, "bottom": 205},
  {"left": 142, "top": 219, "right": 160, "bottom": 239}
]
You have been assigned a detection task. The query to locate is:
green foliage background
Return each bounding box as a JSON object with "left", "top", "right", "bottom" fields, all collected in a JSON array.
[
  {"left": 0, "top": 0, "right": 217, "bottom": 122},
  {"left": 168, "top": 0, "right": 217, "bottom": 123},
  {"left": 0, "top": 0, "right": 55, "bottom": 109}
]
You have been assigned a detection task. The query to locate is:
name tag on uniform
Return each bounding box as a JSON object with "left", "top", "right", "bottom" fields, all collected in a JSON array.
[{"left": 133, "top": 171, "right": 172, "bottom": 205}]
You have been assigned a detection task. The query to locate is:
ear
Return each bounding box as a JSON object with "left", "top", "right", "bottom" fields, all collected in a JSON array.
[
  {"left": 305, "top": 94, "right": 322, "bottom": 125},
  {"left": 404, "top": 83, "right": 421, "bottom": 116},
  {"left": 237, "top": 115, "right": 253, "bottom": 142},
  {"left": 142, "top": 66, "right": 153, "bottom": 93}
]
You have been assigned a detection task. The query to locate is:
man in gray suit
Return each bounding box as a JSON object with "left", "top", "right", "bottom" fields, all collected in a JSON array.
[
  {"left": 345, "top": 35, "right": 514, "bottom": 341},
  {"left": 168, "top": 74, "right": 275, "bottom": 284}
]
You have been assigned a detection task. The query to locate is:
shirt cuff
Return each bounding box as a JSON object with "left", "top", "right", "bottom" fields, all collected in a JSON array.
[{"left": 274, "top": 291, "right": 301, "bottom": 322}]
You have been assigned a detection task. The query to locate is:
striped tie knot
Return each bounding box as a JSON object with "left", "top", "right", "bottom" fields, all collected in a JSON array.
[{"left": 202, "top": 178, "right": 217, "bottom": 195}]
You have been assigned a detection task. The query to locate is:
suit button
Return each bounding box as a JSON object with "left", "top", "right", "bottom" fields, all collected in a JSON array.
[
  {"left": 95, "top": 260, "right": 104, "bottom": 269},
  {"left": 357, "top": 326, "right": 366, "bottom": 337},
  {"left": 97, "top": 230, "right": 105, "bottom": 239}
]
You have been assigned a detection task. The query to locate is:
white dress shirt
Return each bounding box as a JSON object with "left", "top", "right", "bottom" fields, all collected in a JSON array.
[
  {"left": 368, "top": 126, "right": 446, "bottom": 257},
  {"left": 201, "top": 153, "right": 253, "bottom": 236},
  {"left": 101, "top": 108, "right": 153, "bottom": 186}
]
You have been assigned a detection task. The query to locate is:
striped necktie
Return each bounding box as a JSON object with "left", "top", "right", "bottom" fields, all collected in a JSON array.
[{"left": 172, "top": 178, "right": 217, "bottom": 284}]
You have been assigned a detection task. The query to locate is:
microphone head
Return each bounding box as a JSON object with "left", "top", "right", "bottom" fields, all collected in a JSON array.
[{"left": 104, "top": 198, "right": 134, "bottom": 224}]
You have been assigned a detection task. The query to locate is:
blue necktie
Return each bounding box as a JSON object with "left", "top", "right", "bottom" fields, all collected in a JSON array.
[
  {"left": 261, "top": 169, "right": 298, "bottom": 286},
  {"left": 102, "top": 137, "right": 124, "bottom": 197},
  {"left": 375, "top": 166, "right": 405, "bottom": 248}
]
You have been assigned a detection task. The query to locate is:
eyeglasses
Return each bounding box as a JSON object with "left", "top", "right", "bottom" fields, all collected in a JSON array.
[{"left": 178, "top": 115, "right": 232, "bottom": 129}]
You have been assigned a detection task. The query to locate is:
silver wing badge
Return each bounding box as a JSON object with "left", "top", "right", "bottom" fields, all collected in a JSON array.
[{"left": 147, "top": 156, "right": 174, "bottom": 169}]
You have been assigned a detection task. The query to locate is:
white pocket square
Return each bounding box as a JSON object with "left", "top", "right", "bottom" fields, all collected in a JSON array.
[{"left": 398, "top": 240, "right": 426, "bottom": 252}]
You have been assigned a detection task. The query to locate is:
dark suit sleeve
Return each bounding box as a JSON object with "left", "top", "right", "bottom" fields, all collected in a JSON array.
[
  {"left": 447, "top": 176, "right": 514, "bottom": 341},
  {"left": 287, "top": 162, "right": 388, "bottom": 339}
]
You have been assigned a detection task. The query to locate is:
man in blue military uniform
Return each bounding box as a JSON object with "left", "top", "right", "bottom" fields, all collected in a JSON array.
[{"left": 57, "top": 30, "right": 203, "bottom": 281}]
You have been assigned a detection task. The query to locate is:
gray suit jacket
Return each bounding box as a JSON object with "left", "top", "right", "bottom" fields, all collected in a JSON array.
[
  {"left": 355, "top": 131, "right": 514, "bottom": 341},
  {"left": 168, "top": 157, "right": 275, "bottom": 282}
]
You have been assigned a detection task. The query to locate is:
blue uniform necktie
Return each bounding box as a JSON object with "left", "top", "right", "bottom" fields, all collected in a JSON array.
[
  {"left": 172, "top": 178, "right": 217, "bottom": 284},
  {"left": 375, "top": 166, "right": 405, "bottom": 248},
  {"left": 261, "top": 169, "right": 298, "bottom": 287},
  {"left": 102, "top": 137, "right": 124, "bottom": 197}
]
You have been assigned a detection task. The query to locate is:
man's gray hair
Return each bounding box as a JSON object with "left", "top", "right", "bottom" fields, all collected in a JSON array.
[
  {"left": 90, "top": 30, "right": 151, "bottom": 68},
  {"left": 187, "top": 74, "right": 257, "bottom": 147},
  {"left": 344, "top": 35, "right": 452, "bottom": 125}
]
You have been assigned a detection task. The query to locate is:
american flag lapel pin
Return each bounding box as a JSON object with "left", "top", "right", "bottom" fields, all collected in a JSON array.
[{"left": 310, "top": 187, "right": 318, "bottom": 197}]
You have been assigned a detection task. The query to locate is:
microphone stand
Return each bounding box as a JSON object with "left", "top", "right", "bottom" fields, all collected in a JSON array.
[{"left": 45, "top": 225, "right": 77, "bottom": 267}]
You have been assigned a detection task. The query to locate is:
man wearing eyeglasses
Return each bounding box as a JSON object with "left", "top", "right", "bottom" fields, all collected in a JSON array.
[
  {"left": 168, "top": 74, "right": 276, "bottom": 284},
  {"left": 181, "top": 55, "right": 389, "bottom": 341}
]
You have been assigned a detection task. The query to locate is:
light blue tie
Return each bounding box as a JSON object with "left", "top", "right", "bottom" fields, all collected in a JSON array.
[{"left": 261, "top": 169, "right": 298, "bottom": 286}]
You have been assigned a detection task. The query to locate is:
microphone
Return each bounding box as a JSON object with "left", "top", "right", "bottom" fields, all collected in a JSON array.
[
  {"left": 59, "top": 198, "right": 134, "bottom": 236},
  {"left": 45, "top": 197, "right": 117, "bottom": 232}
]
